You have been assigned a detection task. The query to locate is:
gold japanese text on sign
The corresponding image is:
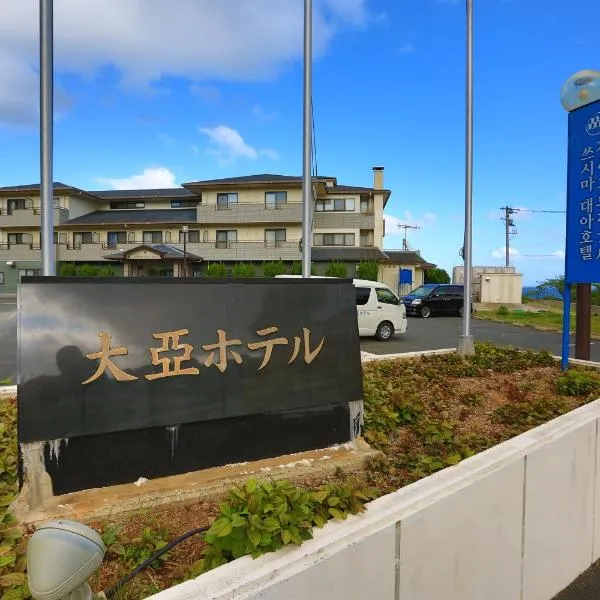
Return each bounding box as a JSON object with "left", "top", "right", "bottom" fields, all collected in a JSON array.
[{"left": 82, "top": 327, "right": 325, "bottom": 385}]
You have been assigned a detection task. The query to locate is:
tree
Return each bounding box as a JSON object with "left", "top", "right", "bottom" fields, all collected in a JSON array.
[
  {"left": 325, "top": 261, "right": 348, "bottom": 278},
  {"left": 232, "top": 263, "right": 256, "bottom": 278},
  {"left": 424, "top": 268, "right": 450, "bottom": 284},
  {"left": 291, "top": 261, "right": 316, "bottom": 276},
  {"left": 356, "top": 261, "right": 379, "bottom": 282},
  {"left": 205, "top": 263, "right": 228, "bottom": 277},
  {"left": 263, "top": 260, "right": 286, "bottom": 277}
]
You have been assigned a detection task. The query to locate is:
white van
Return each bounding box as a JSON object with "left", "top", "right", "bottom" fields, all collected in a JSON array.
[{"left": 275, "top": 276, "right": 407, "bottom": 341}]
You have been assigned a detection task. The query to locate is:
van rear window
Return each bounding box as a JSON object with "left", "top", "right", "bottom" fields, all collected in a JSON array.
[{"left": 356, "top": 287, "right": 371, "bottom": 305}]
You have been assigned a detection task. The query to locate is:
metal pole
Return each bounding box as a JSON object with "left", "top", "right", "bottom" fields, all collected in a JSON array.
[
  {"left": 561, "top": 283, "right": 571, "bottom": 370},
  {"left": 183, "top": 233, "right": 187, "bottom": 277},
  {"left": 301, "top": 0, "right": 313, "bottom": 278},
  {"left": 504, "top": 207, "right": 510, "bottom": 268},
  {"left": 40, "top": 0, "right": 55, "bottom": 276},
  {"left": 458, "top": 0, "right": 475, "bottom": 355},
  {"left": 575, "top": 283, "right": 591, "bottom": 360}
]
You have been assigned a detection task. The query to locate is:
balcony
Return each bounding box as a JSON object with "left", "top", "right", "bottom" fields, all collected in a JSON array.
[
  {"left": 0, "top": 243, "right": 42, "bottom": 261},
  {"left": 313, "top": 211, "right": 375, "bottom": 229},
  {"left": 53, "top": 240, "right": 302, "bottom": 263},
  {"left": 197, "top": 202, "right": 302, "bottom": 224},
  {"left": 0, "top": 207, "right": 70, "bottom": 228}
]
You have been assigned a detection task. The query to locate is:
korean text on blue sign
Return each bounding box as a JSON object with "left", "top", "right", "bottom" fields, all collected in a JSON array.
[{"left": 566, "top": 99, "right": 600, "bottom": 284}]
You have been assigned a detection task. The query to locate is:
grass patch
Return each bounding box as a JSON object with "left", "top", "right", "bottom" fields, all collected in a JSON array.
[
  {"left": 476, "top": 306, "right": 600, "bottom": 336},
  {"left": 3, "top": 343, "right": 600, "bottom": 598}
]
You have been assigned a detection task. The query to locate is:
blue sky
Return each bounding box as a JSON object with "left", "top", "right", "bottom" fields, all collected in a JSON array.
[{"left": 0, "top": 0, "right": 594, "bottom": 285}]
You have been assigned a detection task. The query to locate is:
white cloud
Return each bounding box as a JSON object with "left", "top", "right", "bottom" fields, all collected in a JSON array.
[
  {"left": 553, "top": 249, "right": 565, "bottom": 259},
  {"left": 384, "top": 210, "right": 438, "bottom": 234},
  {"left": 0, "top": 0, "right": 381, "bottom": 126},
  {"left": 200, "top": 125, "right": 278, "bottom": 165},
  {"left": 96, "top": 167, "right": 178, "bottom": 189},
  {"left": 491, "top": 246, "right": 519, "bottom": 258}
]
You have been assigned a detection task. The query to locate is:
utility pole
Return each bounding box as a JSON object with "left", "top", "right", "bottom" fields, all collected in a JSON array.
[
  {"left": 500, "top": 206, "right": 517, "bottom": 267},
  {"left": 397, "top": 224, "right": 420, "bottom": 251},
  {"left": 457, "top": 0, "right": 475, "bottom": 356}
]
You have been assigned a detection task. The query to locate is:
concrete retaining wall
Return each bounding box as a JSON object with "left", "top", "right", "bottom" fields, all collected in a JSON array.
[{"left": 151, "top": 398, "right": 600, "bottom": 600}]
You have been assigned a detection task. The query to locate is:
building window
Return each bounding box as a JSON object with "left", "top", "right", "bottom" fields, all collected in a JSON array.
[
  {"left": 179, "top": 229, "right": 200, "bottom": 243},
  {"left": 216, "top": 230, "right": 237, "bottom": 248},
  {"left": 265, "top": 191, "right": 287, "bottom": 209},
  {"left": 143, "top": 231, "right": 163, "bottom": 244},
  {"left": 8, "top": 233, "right": 33, "bottom": 246},
  {"left": 171, "top": 199, "right": 200, "bottom": 208},
  {"left": 360, "top": 230, "right": 374, "bottom": 247},
  {"left": 315, "top": 198, "right": 355, "bottom": 212},
  {"left": 313, "top": 233, "right": 355, "bottom": 246},
  {"left": 265, "top": 228, "right": 286, "bottom": 247},
  {"left": 109, "top": 201, "right": 146, "bottom": 209},
  {"left": 106, "top": 231, "right": 128, "bottom": 249},
  {"left": 7, "top": 198, "right": 30, "bottom": 213},
  {"left": 73, "top": 232, "right": 95, "bottom": 247},
  {"left": 360, "top": 198, "right": 373, "bottom": 213},
  {"left": 217, "top": 193, "right": 238, "bottom": 210}
]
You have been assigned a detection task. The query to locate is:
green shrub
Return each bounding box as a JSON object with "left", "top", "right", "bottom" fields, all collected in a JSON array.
[
  {"left": 325, "top": 261, "right": 348, "bottom": 278},
  {"left": 556, "top": 370, "right": 600, "bottom": 397},
  {"left": 205, "top": 263, "right": 228, "bottom": 278},
  {"left": 356, "top": 261, "right": 379, "bottom": 282},
  {"left": 263, "top": 260, "right": 286, "bottom": 277},
  {"left": 58, "top": 263, "right": 115, "bottom": 277},
  {"left": 291, "top": 262, "right": 316, "bottom": 276},
  {"left": 493, "top": 397, "right": 570, "bottom": 434},
  {"left": 232, "top": 263, "right": 256, "bottom": 278},
  {"left": 496, "top": 306, "right": 509, "bottom": 316},
  {"left": 196, "top": 478, "right": 378, "bottom": 574}
]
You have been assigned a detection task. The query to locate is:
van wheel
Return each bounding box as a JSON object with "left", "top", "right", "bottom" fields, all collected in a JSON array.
[
  {"left": 420, "top": 306, "right": 431, "bottom": 318},
  {"left": 375, "top": 321, "right": 394, "bottom": 341}
]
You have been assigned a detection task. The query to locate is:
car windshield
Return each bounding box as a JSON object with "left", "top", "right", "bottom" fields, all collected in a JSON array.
[{"left": 408, "top": 284, "right": 438, "bottom": 298}]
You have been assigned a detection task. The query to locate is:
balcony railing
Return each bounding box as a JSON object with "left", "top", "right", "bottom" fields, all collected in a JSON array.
[
  {"left": 197, "top": 202, "right": 302, "bottom": 224},
  {"left": 313, "top": 211, "right": 375, "bottom": 229},
  {"left": 0, "top": 207, "right": 70, "bottom": 227}
]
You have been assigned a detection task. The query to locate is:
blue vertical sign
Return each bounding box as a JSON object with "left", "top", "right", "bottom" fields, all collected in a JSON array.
[{"left": 562, "top": 98, "right": 600, "bottom": 368}]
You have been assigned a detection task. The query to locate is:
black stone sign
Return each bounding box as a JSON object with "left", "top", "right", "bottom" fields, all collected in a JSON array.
[{"left": 17, "top": 277, "right": 363, "bottom": 494}]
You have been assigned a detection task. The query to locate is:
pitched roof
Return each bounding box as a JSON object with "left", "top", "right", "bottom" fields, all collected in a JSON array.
[
  {"left": 90, "top": 188, "right": 198, "bottom": 199},
  {"left": 183, "top": 174, "right": 336, "bottom": 187},
  {"left": 312, "top": 247, "right": 389, "bottom": 262},
  {"left": 104, "top": 243, "right": 202, "bottom": 261},
  {"left": 383, "top": 250, "right": 436, "bottom": 267},
  {"left": 0, "top": 182, "right": 102, "bottom": 200},
  {"left": 60, "top": 209, "right": 197, "bottom": 226}
]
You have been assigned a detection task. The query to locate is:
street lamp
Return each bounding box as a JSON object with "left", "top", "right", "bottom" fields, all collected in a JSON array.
[
  {"left": 560, "top": 70, "right": 600, "bottom": 112},
  {"left": 457, "top": 0, "right": 475, "bottom": 356},
  {"left": 181, "top": 225, "right": 189, "bottom": 278}
]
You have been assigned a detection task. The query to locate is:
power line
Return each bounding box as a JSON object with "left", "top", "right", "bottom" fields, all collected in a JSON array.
[{"left": 514, "top": 208, "right": 566, "bottom": 214}]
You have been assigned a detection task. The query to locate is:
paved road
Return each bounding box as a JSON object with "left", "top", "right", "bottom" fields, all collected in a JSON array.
[
  {"left": 361, "top": 314, "right": 600, "bottom": 361},
  {"left": 0, "top": 303, "right": 598, "bottom": 382}
]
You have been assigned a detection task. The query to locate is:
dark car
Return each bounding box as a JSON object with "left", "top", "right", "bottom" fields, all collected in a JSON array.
[{"left": 401, "top": 284, "right": 472, "bottom": 318}]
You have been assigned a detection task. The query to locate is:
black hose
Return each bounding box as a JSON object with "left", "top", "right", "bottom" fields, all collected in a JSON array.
[{"left": 104, "top": 525, "right": 209, "bottom": 598}]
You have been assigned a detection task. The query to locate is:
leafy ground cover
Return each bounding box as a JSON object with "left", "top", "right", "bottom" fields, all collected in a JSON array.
[
  {"left": 2, "top": 343, "right": 600, "bottom": 599},
  {"left": 475, "top": 303, "right": 600, "bottom": 337}
]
